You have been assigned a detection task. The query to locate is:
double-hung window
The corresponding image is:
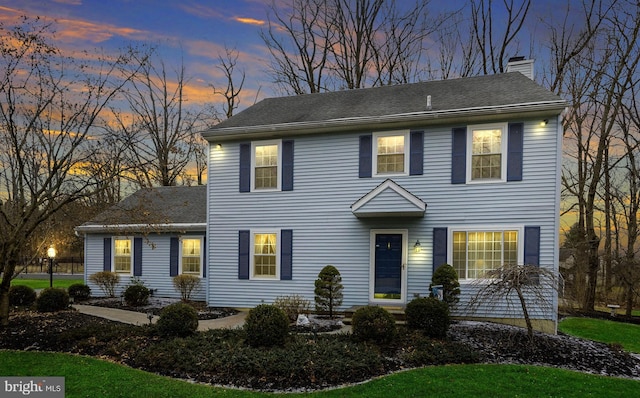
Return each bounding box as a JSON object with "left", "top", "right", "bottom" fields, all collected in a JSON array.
[
  {"left": 452, "top": 228, "right": 520, "bottom": 279},
  {"left": 252, "top": 232, "right": 279, "bottom": 279},
  {"left": 180, "top": 237, "right": 203, "bottom": 277},
  {"left": 252, "top": 141, "right": 281, "bottom": 190},
  {"left": 373, "top": 131, "right": 409, "bottom": 176},
  {"left": 113, "top": 237, "right": 133, "bottom": 274},
  {"left": 469, "top": 124, "right": 507, "bottom": 182}
]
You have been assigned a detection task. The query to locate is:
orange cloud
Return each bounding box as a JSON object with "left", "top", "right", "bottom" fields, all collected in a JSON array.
[{"left": 234, "top": 17, "right": 265, "bottom": 26}]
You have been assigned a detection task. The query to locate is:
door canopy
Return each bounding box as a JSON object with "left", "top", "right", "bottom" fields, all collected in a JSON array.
[{"left": 351, "top": 179, "right": 426, "bottom": 218}]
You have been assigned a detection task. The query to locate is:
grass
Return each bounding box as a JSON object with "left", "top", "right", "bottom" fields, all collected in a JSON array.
[
  {"left": 559, "top": 317, "right": 640, "bottom": 353},
  {"left": 10, "top": 279, "right": 83, "bottom": 290},
  {"left": 1, "top": 350, "right": 639, "bottom": 397}
]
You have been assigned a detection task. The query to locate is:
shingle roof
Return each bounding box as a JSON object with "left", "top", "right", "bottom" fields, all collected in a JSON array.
[
  {"left": 77, "top": 185, "right": 206, "bottom": 232},
  {"left": 203, "top": 72, "right": 564, "bottom": 138}
]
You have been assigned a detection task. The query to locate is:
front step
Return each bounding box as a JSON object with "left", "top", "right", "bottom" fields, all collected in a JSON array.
[{"left": 343, "top": 305, "right": 406, "bottom": 325}]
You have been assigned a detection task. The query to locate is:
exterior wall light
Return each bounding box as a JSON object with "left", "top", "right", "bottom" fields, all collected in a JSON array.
[
  {"left": 414, "top": 240, "right": 422, "bottom": 253},
  {"left": 540, "top": 119, "right": 548, "bottom": 126}
]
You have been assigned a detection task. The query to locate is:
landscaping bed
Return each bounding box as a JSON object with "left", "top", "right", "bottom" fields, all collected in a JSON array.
[
  {"left": 81, "top": 297, "right": 237, "bottom": 320},
  {"left": 1, "top": 310, "right": 639, "bottom": 391}
]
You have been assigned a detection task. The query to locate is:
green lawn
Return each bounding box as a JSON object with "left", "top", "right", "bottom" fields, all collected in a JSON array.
[
  {"left": 559, "top": 317, "right": 640, "bottom": 353},
  {"left": 10, "top": 279, "right": 83, "bottom": 290},
  {"left": 1, "top": 350, "right": 638, "bottom": 397}
]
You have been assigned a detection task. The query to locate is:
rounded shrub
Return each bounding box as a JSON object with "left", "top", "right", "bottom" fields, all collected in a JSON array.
[
  {"left": 351, "top": 306, "right": 396, "bottom": 344},
  {"left": 36, "top": 288, "right": 70, "bottom": 312},
  {"left": 67, "top": 283, "right": 91, "bottom": 301},
  {"left": 124, "top": 284, "right": 150, "bottom": 307},
  {"left": 430, "top": 264, "right": 461, "bottom": 306},
  {"left": 405, "top": 297, "right": 450, "bottom": 338},
  {"left": 244, "top": 304, "right": 290, "bottom": 348},
  {"left": 156, "top": 302, "right": 199, "bottom": 337},
  {"left": 9, "top": 285, "right": 37, "bottom": 308}
]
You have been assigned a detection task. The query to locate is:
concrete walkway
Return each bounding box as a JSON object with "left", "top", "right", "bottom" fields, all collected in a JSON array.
[{"left": 73, "top": 304, "right": 247, "bottom": 331}]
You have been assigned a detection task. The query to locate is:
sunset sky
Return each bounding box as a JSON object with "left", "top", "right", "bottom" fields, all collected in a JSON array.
[{"left": 0, "top": 0, "right": 562, "bottom": 113}]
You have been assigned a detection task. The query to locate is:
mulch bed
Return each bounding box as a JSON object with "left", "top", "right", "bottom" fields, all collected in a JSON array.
[{"left": 81, "top": 297, "right": 237, "bottom": 320}]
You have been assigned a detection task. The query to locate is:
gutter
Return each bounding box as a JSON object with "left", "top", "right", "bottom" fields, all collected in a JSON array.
[
  {"left": 202, "top": 100, "right": 567, "bottom": 142},
  {"left": 74, "top": 223, "right": 207, "bottom": 234}
]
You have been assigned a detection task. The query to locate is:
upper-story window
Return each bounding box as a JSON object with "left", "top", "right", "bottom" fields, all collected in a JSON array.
[
  {"left": 469, "top": 124, "right": 507, "bottom": 182},
  {"left": 252, "top": 140, "right": 281, "bottom": 191},
  {"left": 373, "top": 131, "right": 409, "bottom": 176},
  {"left": 180, "top": 237, "right": 203, "bottom": 277},
  {"left": 113, "top": 237, "right": 133, "bottom": 274}
]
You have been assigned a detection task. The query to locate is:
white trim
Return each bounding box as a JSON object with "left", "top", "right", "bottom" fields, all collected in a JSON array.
[
  {"left": 179, "top": 236, "right": 205, "bottom": 278},
  {"left": 369, "top": 229, "right": 408, "bottom": 305},
  {"left": 112, "top": 236, "right": 134, "bottom": 276},
  {"left": 466, "top": 122, "right": 508, "bottom": 184},
  {"left": 251, "top": 139, "right": 282, "bottom": 192},
  {"left": 250, "top": 230, "right": 281, "bottom": 280},
  {"left": 372, "top": 130, "right": 409, "bottom": 177},
  {"left": 202, "top": 101, "right": 567, "bottom": 141},
  {"left": 447, "top": 225, "right": 524, "bottom": 280},
  {"left": 75, "top": 223, "right": 206, "bottom": 233}
]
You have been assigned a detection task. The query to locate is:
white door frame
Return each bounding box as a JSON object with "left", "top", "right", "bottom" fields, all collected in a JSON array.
[{"left": 369, "top": 229, "right": 408, "bottom": 305}]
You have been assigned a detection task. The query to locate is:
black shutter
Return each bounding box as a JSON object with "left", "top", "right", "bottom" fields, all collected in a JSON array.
[
  {"left": 170, "top": 237, "right": 179, "bottom": 277},
  {"left": 133, "top": 237, "right": 142, "bottom": 277},
  {"left": 432, "top": 228, "right": 448, "bottom": 272},
  {"left": 103, "top": 237, "right": 111, "bottom": 272},
  {"left": 359, "top": 134, "right": 372, "bottom": 178},
  {"left": 409, "top": 131, "right": 424, "bottom": 176},
  {"left": 507, "top": 122, "right": 524, "bottom": 181},
  {"left": 238, "top": 230, "right": 250, "bottom": 280},
  {"left": 202, "top": 236, "right": 207, "bottom": 278},
  {"left": 239, "top": 143, "right": 251, "bottom": 192},
  {"left": 451, "top": 127, "right": 466, "bottom": 184},
  {"left": 524, "top": 226, "right": 541, "bottom": 284},
  {"left": 282, "top": 140, "right": 294, "bottom": 191},
  {"left": 281, "top": 230, "right": 293, "bottom": 280}
]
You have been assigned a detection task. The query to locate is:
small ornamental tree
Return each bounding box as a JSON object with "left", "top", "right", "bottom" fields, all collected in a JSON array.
[
  {"left": 314, "top": 265, "right": 343, "bottom": 318},
  {"left": 430, "top": 264, "right": 461, "bottom": 307},
  {"left": 89, "top": 271, "right": 120, "bottom": 297}
]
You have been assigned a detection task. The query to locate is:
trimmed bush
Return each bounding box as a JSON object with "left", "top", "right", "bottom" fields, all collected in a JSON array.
[
  {"left": 124, "top": 284, "right": 150, "bottom": 307},
  {"left": 67, "top": 283, "right": 91, "bottom": 301},
  {"left": 351, "top": 306, "right": 396, "bottom": 344},
  {"left": 156, "top": 302, "right": 199, "bottom": 337},
  {"left": 89, "top": 271, "right": 120, "bottom": 297},
  {"left": 274, "top": 294, "right": 311, "bottom": 322},
  {"left": 314, "top": 265, "right": 343, "bottom": 318},
  {"left": 430, "top": 263, "right": 461, "bottom": 306},
  {"left": 172, "top": 274, "right": 201, "bottom": 301},
  {"left": 244, "top": 304, "right": 290, "bottom": 347},
  {"left": 9, "top": 285, "right": 37, "bottom": 307},
  {"left": 36, "top": 288, "right": 70, "bottom": 312},
  {"left": 405, "top": 297, "right": 450, "bottom": 338}
]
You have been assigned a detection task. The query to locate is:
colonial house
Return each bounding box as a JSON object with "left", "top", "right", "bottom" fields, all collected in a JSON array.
[{"left": 79, "top": 59, "right": 566, "bottom": 332}]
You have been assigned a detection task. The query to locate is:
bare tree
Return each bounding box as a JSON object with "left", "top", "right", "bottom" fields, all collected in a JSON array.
[
  {"left": 261, "top": 0, "right": 335, "bottom": 94},
  {"left": 262, "top": 0, "right": 437, "bottom": 92},
  {"left": 468, "top": 264, "right": 558, "bottom": 343},
  {"left": 211, "top": 46, "right": 245, "bottom": 119},
  {"left": 557, "top": 1, "right": 640, "bottom": 310},
  {"left": 470, "top": 0, "right": 531, "bottom": 75},
  {"left": 112, "top": 47, "right": 211, "bottom": 187},
  {"left": 0, "top": 18, "right": 143, "bottom": 326}
]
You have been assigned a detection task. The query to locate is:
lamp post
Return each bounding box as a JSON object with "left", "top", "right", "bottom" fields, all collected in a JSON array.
[{"left": 47, "top": 245, "right": 56, "bottom": 288}]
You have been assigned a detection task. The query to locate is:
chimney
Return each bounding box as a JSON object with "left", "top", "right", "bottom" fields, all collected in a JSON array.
[{"left": 506, "top": 57, "right": 534, "bottom": 80}]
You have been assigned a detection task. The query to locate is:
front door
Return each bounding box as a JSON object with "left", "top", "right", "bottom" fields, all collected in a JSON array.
[{"left": 371, "top": 231, "right": 406, "bottom": 303}]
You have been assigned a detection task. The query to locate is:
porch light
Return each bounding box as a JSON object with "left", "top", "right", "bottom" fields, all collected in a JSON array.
[
  {"left": 413, "top": 240, "right": 422, "bottom": 253},
  {"left": 540, "top": 119, "right": 548, "bottom": 126},
  {"left": 216, "top": 143, "right": 222, "bottom": 150}
]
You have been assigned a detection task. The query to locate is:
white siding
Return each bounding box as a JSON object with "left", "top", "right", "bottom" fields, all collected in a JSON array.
[
  {"left": 207, "top": 117, "right": 560, "bottom": 323},
  {"left": 83, "top": 233, "right": 206, "bottom": 301}
]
